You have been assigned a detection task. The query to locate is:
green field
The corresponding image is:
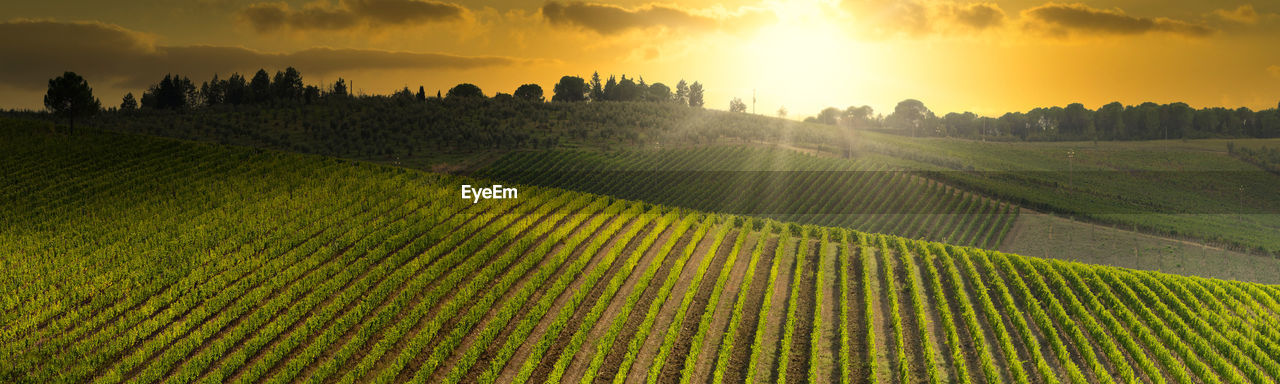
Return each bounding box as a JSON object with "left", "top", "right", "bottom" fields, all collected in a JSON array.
[
  {"left": 478, "top": 146, "right": 1017, "bottom": 248},
  {"left": 844, "top": 131, "right": 1280, "bottom": 255},
  {"left": 6, "top": 119, "right": 1280, "bottom": 384}
]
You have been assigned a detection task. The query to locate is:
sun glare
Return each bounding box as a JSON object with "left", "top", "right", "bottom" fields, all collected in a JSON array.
[{"left": 738, "top": 1, "right": 865, "bottom": 117}]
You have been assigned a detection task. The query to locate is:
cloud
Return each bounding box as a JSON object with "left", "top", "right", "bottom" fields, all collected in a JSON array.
[
  {"left": 1213, "top": 4, "right": 1259, "bottom": 24},
  {"left": 539, "top": 1, "right": 775, "bottom": 35},
  {"left": 948, "top": 3, "right": 1006, "bottom": 30},
  {"left": 0, "top": 19, "right": 533, "bottom": 91},
  {"left": 1022, "top": 3, "right": 1214, "bottom": 38},
  {"left": 239, "top": 0, "right": 466, "bottom": 33},
  {"left": 841, "top": 0, "right": 1006, "bottom": 37}
]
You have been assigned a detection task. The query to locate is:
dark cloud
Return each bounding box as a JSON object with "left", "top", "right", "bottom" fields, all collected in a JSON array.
[
  {"left": 1023, "top": 3, "right": 1214, "bottom": 38},
  {"left": 0, "top": 20, "right": 530, "bottom": 91},
  {"left": 239, "top": 0, "right": 465, "bottom": 33},
  {"left": 540, "top": 1, "right": 774, "bottom": 35}
]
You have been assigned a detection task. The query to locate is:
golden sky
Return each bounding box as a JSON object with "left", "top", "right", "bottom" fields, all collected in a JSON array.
[{"left": 2, "top": 0, "right": 1279, "bottom": 118}]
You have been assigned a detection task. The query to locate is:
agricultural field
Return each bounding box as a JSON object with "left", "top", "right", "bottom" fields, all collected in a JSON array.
[
  {"left": 844, "top": 130, "right": 1280, "bottom": 256},
  {"left": 478, "top": 146, "right": 1018, "bottom": 248},
  {"left": 6, "top": 118, "right": 1280, "bottom": 384}
]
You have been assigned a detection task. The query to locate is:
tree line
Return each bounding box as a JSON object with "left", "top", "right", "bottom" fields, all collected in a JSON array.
[{"left": 807, "top": 99, "right": 1280, "bottom": 140}]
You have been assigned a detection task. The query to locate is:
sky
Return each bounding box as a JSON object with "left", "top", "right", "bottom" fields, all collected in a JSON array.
[{"left": 2, "top": 0, "right": 1279, "bottom": 118}]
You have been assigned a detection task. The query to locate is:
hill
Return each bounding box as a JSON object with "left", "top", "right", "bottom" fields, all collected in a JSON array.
[
  {"left": 4, "top": 118, "right": 1280, "bottom": 384},
  {"left": 47, "top": 100, "right": 1280, "bottom": 257},
  {"left": 477, "top": 145, "right": 1017, "bottom": 248}
]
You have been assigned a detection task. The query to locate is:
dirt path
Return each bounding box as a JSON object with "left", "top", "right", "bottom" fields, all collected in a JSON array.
[
  {"left": 435, "top": 212, "right": 644, "bottom": 383},
  {"left": 591, "top": 226, "right": 694, "bottom": 383},
  {"left": 868, "top": 247, "right": 894, "bottom": 384},
  {"left": 552, "top": 219, "right": 676, "bottom": 384},
  {"left": 814, "top": 240, "right": 840, "bottom": 384},
  {"left": 468, "top": 217, "right": 657, "bottom": 383},
  {"left": 886, "top": 248, "right": 928, "bottom": 384},
  {"left": 845, "top": 245, "right": 869, "bottom": 384},
  {"left": 687, "top": 232, "right": 758, "bottom": 384},
  {"left": 720, "top": 235, "right": 779, "bottom": 384},
  {"left": 757, "top": 237, "right": 797, "bottom": 383},
  {"left": 622, "top": 225, "right": 722, "bottom": 384},
  {"left": 653, "top": 229, "right": 738, "bottom": 383},
  {"left": 783, "top": 239, "right": 818, "bottom": 384}
]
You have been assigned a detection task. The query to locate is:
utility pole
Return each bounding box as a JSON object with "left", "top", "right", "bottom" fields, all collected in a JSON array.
[{"left": 1067, "top": 149, "right": 1075, "bottom": 190}]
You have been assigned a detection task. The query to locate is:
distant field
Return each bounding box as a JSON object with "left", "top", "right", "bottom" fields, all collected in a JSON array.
[
  {"left": 842, "top": 131, "right": 1280, "bottom": 255},
  {"left": 6, "top": 119, "right": 1280, "bottom": 384},
  {"left": 478, "top": 146, "right": 1017, "bottom": 248}
]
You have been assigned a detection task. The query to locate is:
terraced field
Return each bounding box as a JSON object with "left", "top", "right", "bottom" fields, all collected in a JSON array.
[
  {"left": 4, "top": 119, "right": 1280, "bottom": 384},
  {"left": 479, "top": 146, "right": 1018, "bottom": 248}
]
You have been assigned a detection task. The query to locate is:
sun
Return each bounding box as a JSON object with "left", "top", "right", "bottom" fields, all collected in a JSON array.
[{"left": 734, "top": 1, "right": 869, "bottom": 117}]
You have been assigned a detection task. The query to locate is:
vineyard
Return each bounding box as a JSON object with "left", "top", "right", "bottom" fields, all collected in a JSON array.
[
  {"left": 4, "top": 119, "right": 1280, "bottom": 383},
  {"left": 478, "top": 146, "right": 1018, "bottom": 248}
]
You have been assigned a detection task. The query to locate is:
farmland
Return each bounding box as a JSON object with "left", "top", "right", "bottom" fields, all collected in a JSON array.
[
  {"left": 5, "top": 118, "right": 1280, "bottom": 384},
  {"left": 478, "top": 146, "right": 1018, "bottom": 248}
]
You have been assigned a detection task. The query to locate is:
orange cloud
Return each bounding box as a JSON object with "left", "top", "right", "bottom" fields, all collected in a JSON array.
[
  {"left": 841, "top": 0, "right": 1006, "bottom": 38},
  {"left": 239, "top": 0, "right": 466, "bottom": 33},
  {"left": 1213, "top": 5, "right": 1259, "bottom": 24},
  {"left": 539, "top": 1, "right": 775, "bottom": 35},
  {"left": 0, "top": 20, "right": 533, "bottom": 91},
  {"left": 1022, "top": 3, "right": 1214, "bottom": 38}
]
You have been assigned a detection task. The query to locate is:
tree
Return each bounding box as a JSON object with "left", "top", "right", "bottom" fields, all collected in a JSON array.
[
  {"left": 201, "top": 74, "right": 225, "bottom": 106},
  {"left": 514, "top": 84, "right": 544, "bottom": 102},
  {"left": 552, "top": 76, "right": 588, "bottom": 102},
  {"left": 446, "top": 83, "right": 484, "bottom": 99},
  {"left": 603, "top": 75, "right": 618, "bottom": 101},
  {"left": 330, "top": 78, "right": 348, "bottom": 98},
  {"left": 816, "top": 107, "right": 840, "bottom": 125},
  {"left": 44, "top": 72, "right": 101, "bottom": 132},
  {"left": 675, "top": 80, "right": 689, "bottom": 105},
  {"left": 687, "top": 81, "right": 704, "bottom": 108},
  {"left": 648, "top": 83, "right": 671, "bottom": 102},
  {"left": 614, "top": 75, "right": 640, "bottom": 101},
  {"left": 777, "top": 106, "right": 787, "bottom": 118},
  {"left": 225, "top": 73, "right": 248, "bottom": 105},
  {"left": 729, "top": 97, "right": 747, "bottom": 113},
  {"left": 250, "top": 69, "right": 271, "bottom": 104},
  {"left": 589, "top": 71, "right": 604, "bottom": 101},
  {"left": 271, "top": 67, "right": 303, "bottom": 102},
  {"left": 120, "top": 92, "right": 137, "bottom": 112},
  {"left": 843, "top": 105, "right": 874, "bottom": 128},
  {"left": 416, "top": 86, "right": 427, "bottom": 101},
  {"left": 888, "top": 99, "right": 933, "bottom": 136}
]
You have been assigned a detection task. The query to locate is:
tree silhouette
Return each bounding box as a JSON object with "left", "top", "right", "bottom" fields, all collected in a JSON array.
[
  {"left": 225, "top": 73, "right": 248, "bottom": 105},
  {"left": 589, "top": 72, "right": 604, "bottom": 101},
  {"left": 729, "top": 97, "right": 746, "bottom": 113},
  {"left": 514, "top": 84, "right": 544, "bottom": 102},
  {"left": 552, "top": 76, "right": 587, "bottom": 102},
  {"left": 44, "top": 72, "right": 100, "bottom": 133},
  {"left": 120, "top": 92, "right": 138, "bottom": 112},
  {"left": 250, "top": 69, "right": 271, "bottom": 103},
  {"left": 331, "top": 78, "right": 348, "bottom": 99},
  {"left": 446, "top": 83, "right": 484, "bottom": 99},
  {"left": 272, "top": 67, "right": 304, "bottom": 102},
  {"left": 648, "top": 83, "right": 671, "bottom": 102},
  {"left": 675, "top": 80, "right": 689, "bottom": 105},
  {"left": 687, "top": 81, "right": 704, "bottom": 108},
  {"left": 416, "top": 86, "right": 427, "bottom": 101}
]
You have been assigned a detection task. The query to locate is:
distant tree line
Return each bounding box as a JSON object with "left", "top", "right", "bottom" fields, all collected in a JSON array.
[{"left": 807, "top": 99, "right": 1280, "bottom": 140}]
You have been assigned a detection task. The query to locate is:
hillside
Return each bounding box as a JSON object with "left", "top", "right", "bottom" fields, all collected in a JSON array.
[
  {"left": 47, "top": 101, "right": 1280, "bottom": 257},
  {"left": 5, "top": 119, "right": 1280, "bottom": 384},
  {"left": 477, "top": 146, "right": 1017, "bottom": 248}
]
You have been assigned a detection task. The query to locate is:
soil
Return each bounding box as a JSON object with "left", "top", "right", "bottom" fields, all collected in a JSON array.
[{"left": 720, "top": 235, "right": 779, "bottom": 384}]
